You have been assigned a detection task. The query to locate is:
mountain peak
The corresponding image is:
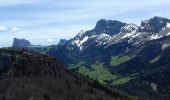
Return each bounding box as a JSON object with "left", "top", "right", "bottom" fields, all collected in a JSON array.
[
  {"left": 13, "top": 38, "right": 31, "bottom": 48},
  {"left": 74, "top": 30, "right": 85, "bottom": 39},
  {"left": 58, "top": 39, "right": 67, "bottom": 45},
  {"left": 94, "top": 19, "right": 127, "bottom": 36},
  {"left": 95, "top": 19, "right": 126, "bottom": 28},
  {"left": 152, "top": 16, "right": 169, "bottom": 20},
  {"left": 140, "top": 16, "right": 170, "bottom": 33}
]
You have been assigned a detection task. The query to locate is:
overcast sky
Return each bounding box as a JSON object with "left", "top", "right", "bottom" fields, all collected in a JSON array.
[{"left": 0, "top": 0, "right": 170, "bottom": 47}]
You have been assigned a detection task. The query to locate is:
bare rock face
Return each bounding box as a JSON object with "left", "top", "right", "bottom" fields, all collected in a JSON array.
[
  {"left": 58, "top": 39, "right": 67, "bottom": 45},
  {"left": 12, "top": 38, "right": 31, "bottom": 48},
  {"left": 140, "top": 16, "right": 170, "bottom": 33}
]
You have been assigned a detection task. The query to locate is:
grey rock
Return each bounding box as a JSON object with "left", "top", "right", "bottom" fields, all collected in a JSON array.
[{"left": 13, "top": 38, "right": 31, "bottom": 48}]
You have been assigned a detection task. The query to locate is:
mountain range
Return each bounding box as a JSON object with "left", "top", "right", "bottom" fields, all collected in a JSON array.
[{"left": 12, "top": 16, "right": 170, "bottom": 100}]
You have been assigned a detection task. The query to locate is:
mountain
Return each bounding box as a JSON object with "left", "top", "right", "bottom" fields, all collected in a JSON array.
[
  {"left": 140, "top": 16, "right": 170, "bottom": 33},
  {"left": 0, "top": 48, "right": 136, "bottom": 100},
  {"left": 109, "top": 35, "right": 170, "bottom": 100},
  {"left": 11, "top": 16, "right": 170, "bottom": 99},
  {"left": 69, "top": 16, "right": 170, "bottom": 50},
  {"left": 13, "top": 38, "right": 31, "bottom": 48},
  {"left": 45, "top": 16, "right": 170, "bottom": 66}
]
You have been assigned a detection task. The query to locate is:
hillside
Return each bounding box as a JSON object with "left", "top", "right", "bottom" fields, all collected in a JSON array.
[
  {"left": 113, "top": 35, "right": 170, "bottom": 100},
  {"left": 0, "top": 49, "right": 136, "bottom": 100},
  {"left": 11, "top": 16, "right": 170, "bottom": 100}
]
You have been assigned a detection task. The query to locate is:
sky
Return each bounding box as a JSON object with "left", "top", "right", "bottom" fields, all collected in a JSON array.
[{"left": 0, "top": 0, "right": 170, "bottom": 47}]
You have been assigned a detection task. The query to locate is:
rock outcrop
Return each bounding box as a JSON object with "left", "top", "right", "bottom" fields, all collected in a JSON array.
[{"left": 12, "top": 38, "right": 31, "bottom": 48}]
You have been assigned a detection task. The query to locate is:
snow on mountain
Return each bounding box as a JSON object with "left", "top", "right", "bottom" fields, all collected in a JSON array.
[
  {"left": 121, "top": 24, "right": 139, "bottom": 39},
  {"left": 167, "top": 32, "right": 170, "bottom": 36},
  {"left": 92, "top": 33, "right": 111, "bottom": 41},
  {"left": 74, "top": 36, "right": 89, "bottom": 48},
  {"left": 162, "top": 43, "right": 170, "bottom": 50},
  {"left": 131, "top": 32, "right": 141, "bottom": 38},
  {"left": 122, "top": 29, "right": 136, "bottom": 39},
  {"left": 64, "top": 17, "right": 170, "bottom": 50},
  {"left": 90, "top": 33, "right": 112, "bottom": 46},
  {"left": 166, "top": 23, "right": 170, "bottom": 28},
  {"left": 75, "top": 30, "right": 85, "bottom": 38},
  {"left": 150, "top": 34, "right": 162, "bottom": 40},
  {"left": 71, "top": 30, "right": 89, "bottom": 49}
]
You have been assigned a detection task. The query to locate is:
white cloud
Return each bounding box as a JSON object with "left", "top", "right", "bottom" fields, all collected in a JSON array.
[
  {"left": 47, "top": 39, "right": 54, "bottom": 42},
  {"left": 1, "top": 0, "right": 170, "bottom": 47},
  {"left": 11, "top": 27, "right": 19, "bottom": 32},
  {"left": 0, "top": 0, "right": 43, "bottom": 6},
  {"left": 0, "top": 25, "right": 7, "bottom": 32}
]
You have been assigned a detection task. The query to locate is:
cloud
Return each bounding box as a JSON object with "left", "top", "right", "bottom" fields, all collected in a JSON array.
[
  {"left": 11, "top": 27, "right": 19, "bottom": 32},
  {"left": 46, "top": 39, "right": 54, "bottom": 42},
  {"left": 1, "top": 0, "right": 170, "bottom": 47},
  {"left": 0, "top": 0, "right": 43, "bottom": 6},
  {"left": 0, "top": 25, "right": 8, "bottom": 32}
]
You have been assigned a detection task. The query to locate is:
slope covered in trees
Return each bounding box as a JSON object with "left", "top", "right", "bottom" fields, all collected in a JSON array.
[{"left": 0, "top": 49, "right": 136, "bottom": 100}]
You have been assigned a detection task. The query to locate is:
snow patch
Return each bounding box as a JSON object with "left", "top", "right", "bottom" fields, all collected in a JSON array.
[
  {"left": 90, "top": 33, "right": 110, "bottom": 39},
  {"left": 150, "top": 34, "right": 162, "bottom": 40},
  {"left": 166, "top": 23, "right": 170, "bottom": 28},
  {"left": 74, "top": 36, "right": 89, "bottom": 47},
  {"left": 151, "top": 82, "right": 157, "bottom": 92},
  {"left": 162, "top": 43, "right": 170, "bottom": 50},
  {"left": 122, "top": 31, "right": 136, "bottom": 39},
  {"left": 167, "top": 32, "right": 170, "bottom": 36},
  {"left": 100, "top": 33, "right": 110, "bottom": 37},
  {"left": 89, "top": 33, "right": 112, "bottom": 46},
  {"left": 81, "top": 36, "right": 89, "bottom": 44},
  {"left": 121, "top": 24, "right": 139, "bottom": 39},
  {"left": 163, "top": 23, "right": 170, "bottom": 30},
  {"left": 141, "top": 26, "right": 144, "bottom": 29},
  {"left": 123, "top": 24, "right": 138, "bottom": 32},
  {"left": 131, "top": 32, "right": 141, "bottom": 38}
]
